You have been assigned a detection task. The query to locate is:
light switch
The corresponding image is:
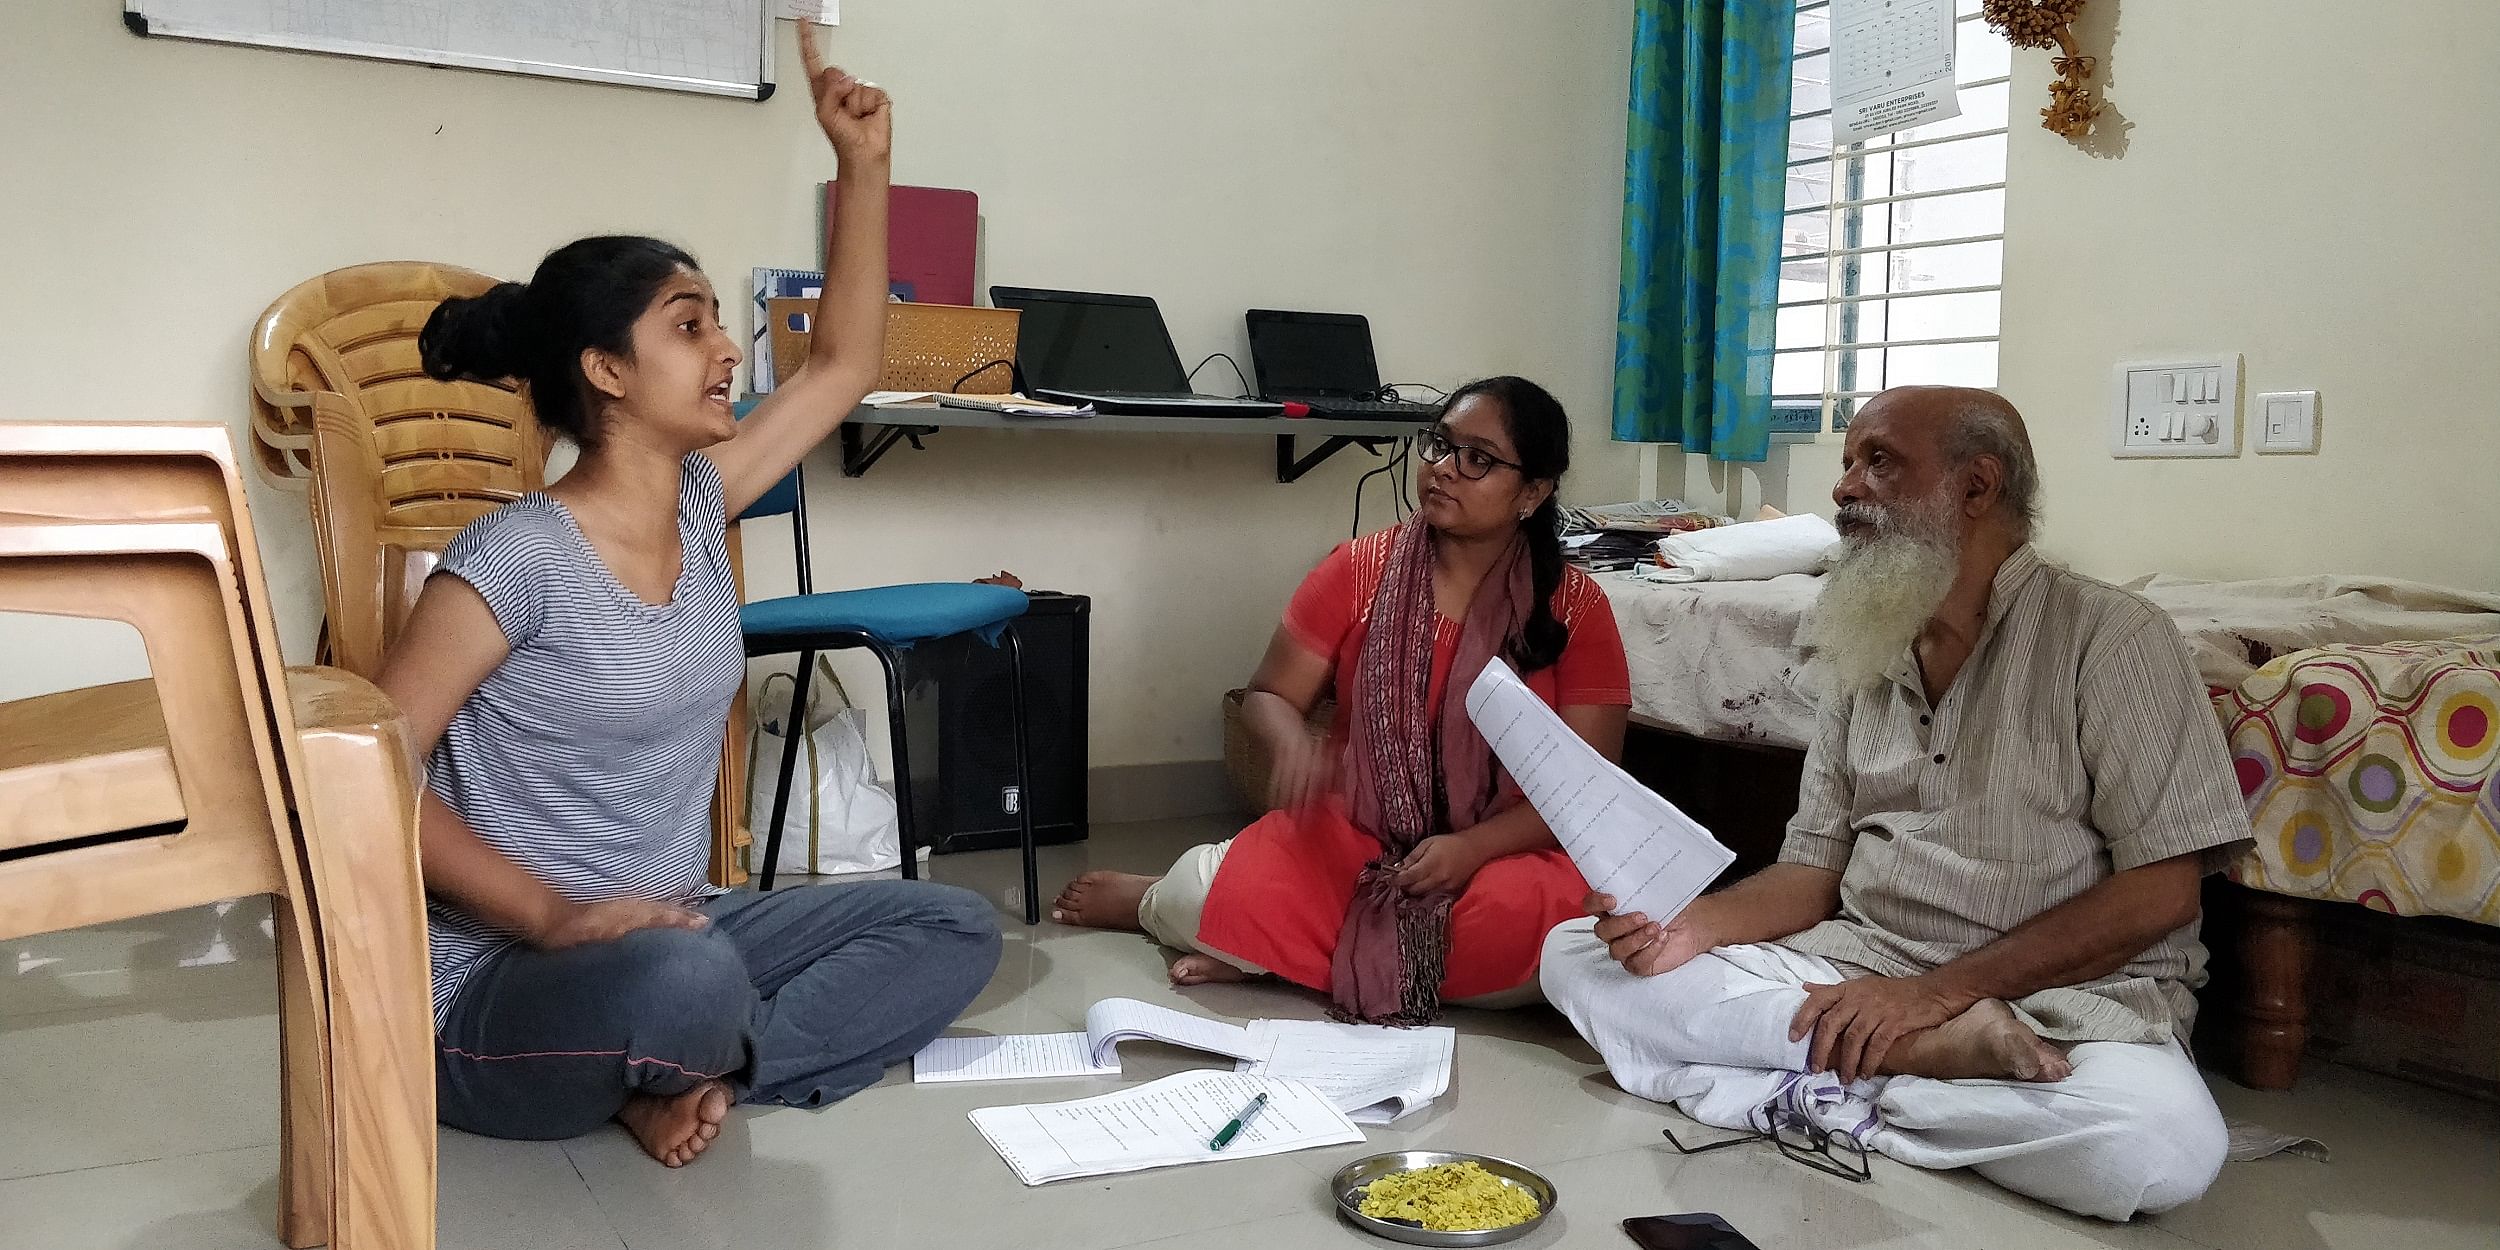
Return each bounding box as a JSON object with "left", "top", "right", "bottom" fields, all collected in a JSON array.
[
  {"left": 2112, "top": 356, "right": 2242, "bottom": 458},
  {"left": 2255, "top": 390, "right": 2320, "bottom": 454}
]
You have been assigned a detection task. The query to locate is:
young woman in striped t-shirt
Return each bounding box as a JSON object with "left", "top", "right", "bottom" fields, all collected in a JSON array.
[{"left": 378, "top": 27, "right": 999, "bottom": 1169}]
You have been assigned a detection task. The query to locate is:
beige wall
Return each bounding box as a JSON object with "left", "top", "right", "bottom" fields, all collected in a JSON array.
[
  {"left": 1994, "top": 0, "right": 2497, "bottom": 586},
  {"left": 0, "top": 2, "right": 1641, "bottom": 767},
  {"left": 1784, "top": 2, "right": 2500, "bottom": 592}
]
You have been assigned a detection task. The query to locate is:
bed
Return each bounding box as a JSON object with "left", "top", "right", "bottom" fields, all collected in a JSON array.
[{"left": 1596, "top": 564, "right": 2500, "bottom": 1090}]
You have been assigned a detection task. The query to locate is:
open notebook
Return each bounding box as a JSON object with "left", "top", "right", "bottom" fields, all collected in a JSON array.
[{"left": 913, "top": 998, "right": 1262, "bottom": 1083}]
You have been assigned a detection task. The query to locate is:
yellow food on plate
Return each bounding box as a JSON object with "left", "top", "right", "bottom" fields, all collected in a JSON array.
[{"left": 1356, "top": 1161, "right": 1541, "bottom": 1232}]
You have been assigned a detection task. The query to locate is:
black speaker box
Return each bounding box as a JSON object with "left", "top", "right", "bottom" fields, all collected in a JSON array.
[{"left": 898, "top": 591, "right": 1090, "bottom": 854}]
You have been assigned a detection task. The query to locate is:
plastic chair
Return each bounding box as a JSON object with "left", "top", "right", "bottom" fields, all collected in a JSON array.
[
  {"left": 251, "top": 262, "right": 753, "bottom": 886},
  {"left": 0, "top": 422, "right": 434, "bottom": 1249},
  {"left": 248, "top": 262, "right": 545, "bottom": 679},
  {"left": 733, "top": 435, "right": 1039, "bottom": 922}
]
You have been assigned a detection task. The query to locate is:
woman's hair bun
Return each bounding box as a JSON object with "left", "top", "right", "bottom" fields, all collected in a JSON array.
[{"left": 419, "top": 281, "right": 538, "bottom": 383}]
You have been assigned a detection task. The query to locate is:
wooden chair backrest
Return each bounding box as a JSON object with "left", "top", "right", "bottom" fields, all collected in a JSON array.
[{"left": 250, "top": 261, "right": 551, "bottom": 677}]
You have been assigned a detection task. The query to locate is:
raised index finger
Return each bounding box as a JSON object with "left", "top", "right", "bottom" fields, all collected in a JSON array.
[{"left": 796, "top": 16, "right": 827, "bottom": 82}]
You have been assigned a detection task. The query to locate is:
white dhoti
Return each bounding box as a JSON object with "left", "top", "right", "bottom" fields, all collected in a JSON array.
[{"left": 1540, "top": 919, "right": 2227, "bottom": 1221}]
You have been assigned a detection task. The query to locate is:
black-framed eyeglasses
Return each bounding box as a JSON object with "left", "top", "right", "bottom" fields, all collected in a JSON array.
[
  {"left": 1415, "top": 425, "right": 1525, "bottom": 481},
  {"left": 1659, "top": 1089, "right": 1874, "bottom": 1184}
]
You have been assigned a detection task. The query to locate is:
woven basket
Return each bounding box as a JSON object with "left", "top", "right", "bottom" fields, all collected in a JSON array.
[
  {"left": 1221, "top": 688, "right": 1337, "bottom": 812},
  {"left": 765, "top": 300, "right": 1022, "bottom": 395},
  {"left": 884, "top": 302, "right": 1020, "bottom": 394}
]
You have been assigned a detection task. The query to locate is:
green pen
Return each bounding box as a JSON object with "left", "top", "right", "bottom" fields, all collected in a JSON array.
[{"left": 1208, "top": 1090, "right": 1270, "bottom": 1151}]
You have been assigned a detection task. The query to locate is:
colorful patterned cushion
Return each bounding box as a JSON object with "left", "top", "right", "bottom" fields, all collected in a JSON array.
[{"left": 2220, "top": 637, "right": 2500, "bottom": 923}]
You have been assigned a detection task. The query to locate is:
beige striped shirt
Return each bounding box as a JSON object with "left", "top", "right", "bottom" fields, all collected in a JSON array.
[{"left": 1777, "top": 545, "right": 2255, "bottom": 1044}]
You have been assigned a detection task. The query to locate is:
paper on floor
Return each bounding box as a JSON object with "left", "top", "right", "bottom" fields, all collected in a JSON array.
[
  {"left": 969, "top": 1071, "right": 1363, "bottom": 1185},
  {"left": 913, "top": 998, "right": 1261, "bottom": 1083},
  {"left": 1238, "top": 1019, "right": 1454, "bottom": 1124}
]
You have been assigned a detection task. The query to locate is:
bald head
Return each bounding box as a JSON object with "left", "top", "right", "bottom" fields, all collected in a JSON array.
[{"left": 1839, "top": 386, "right": 2040, "bottom": 542}]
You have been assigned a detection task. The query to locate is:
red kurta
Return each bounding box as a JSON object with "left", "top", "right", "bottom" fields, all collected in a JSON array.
[{"left": 1196, "top": 532, "right": 1633, "bottom": 999}]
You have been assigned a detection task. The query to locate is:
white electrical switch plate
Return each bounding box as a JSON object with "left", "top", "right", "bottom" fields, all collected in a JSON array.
[
  {"left": 2255, "top": 389, "right": 2320, "bottom": 454},
  {"left": 2111, "top": 356, "right": 2241, "bottom": 458}
]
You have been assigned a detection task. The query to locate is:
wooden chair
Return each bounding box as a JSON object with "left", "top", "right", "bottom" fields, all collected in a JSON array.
[
  {"left": 0, "top": 422, "right": 433, "bottom": 1250},
  {"left": 250, "top": 262, "right": 753, "bottom": 885}
]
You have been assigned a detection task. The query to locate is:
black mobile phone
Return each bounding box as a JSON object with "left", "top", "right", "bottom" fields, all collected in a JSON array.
[{"left": 1622, "top": 1214, "right": 1766, "bottom": 1250}]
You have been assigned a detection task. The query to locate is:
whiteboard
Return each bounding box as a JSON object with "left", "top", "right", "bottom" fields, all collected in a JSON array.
[{"left": 126, "top": 0, "right": 775, "bottom": 100}]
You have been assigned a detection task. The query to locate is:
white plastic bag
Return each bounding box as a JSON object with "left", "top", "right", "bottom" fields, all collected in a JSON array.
[{"left": 745, "top": 659, "right": 906, "bottom": 877}]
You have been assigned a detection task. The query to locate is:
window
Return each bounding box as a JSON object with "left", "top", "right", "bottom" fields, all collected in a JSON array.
[{"left": 1775, "top": 0, "right": 2012, "bottom": 434}]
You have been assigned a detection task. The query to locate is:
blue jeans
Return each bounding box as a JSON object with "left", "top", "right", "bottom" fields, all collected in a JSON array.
[{"left": 435, "top": 880, "right": 1002, "bottom": 1140}]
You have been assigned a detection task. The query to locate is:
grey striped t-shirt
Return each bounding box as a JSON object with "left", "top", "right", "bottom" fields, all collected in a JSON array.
[{"left": 424, "top": 453, "right": 745, "bottom": 1025}]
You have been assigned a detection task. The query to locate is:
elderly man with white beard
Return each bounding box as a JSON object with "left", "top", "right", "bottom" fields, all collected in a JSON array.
[{"left": 1540, "top": 386, "right": 2253, "bottom": 1221}]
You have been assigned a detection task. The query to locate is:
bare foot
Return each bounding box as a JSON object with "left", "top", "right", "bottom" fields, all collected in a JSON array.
[
  {"left": 616, "top": 1079, "right": 733, "bottom": 1168},
  {"left": 1169, "top": 953, "right": 1252, "bottom": 986},
  {"left": 1050, "top": 871, "right": 1156, "bottom": 931},
  {"left": 1879, "top": 1000, "right": 2073, "bottom": 1083}
]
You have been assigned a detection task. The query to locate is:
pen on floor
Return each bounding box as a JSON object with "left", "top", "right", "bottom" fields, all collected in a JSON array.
[{"left": 1208, "top": 1090, "right": 1270, "bottom": 1152}]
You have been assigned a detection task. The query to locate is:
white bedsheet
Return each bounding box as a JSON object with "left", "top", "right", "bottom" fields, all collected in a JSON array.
[
  {"left": 1598, "top": 567, "right": 2500, "bottom": 753},
  {"left": 2128, "top": 574, "right": 2500, "bottom": 689},
  {"left": 1597, "top": 571, "right": 1825, "bottom": 750}
]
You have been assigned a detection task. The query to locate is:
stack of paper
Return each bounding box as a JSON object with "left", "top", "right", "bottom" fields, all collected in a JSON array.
[
  {"left": 969, "top": 1071, "right": 1363, "bottom": 1185},
  {"left": 913, "top": 998, "right": 1263, "bottom": 1084},
  {"left": 1466, "top": 659, "right": 1734, "bottom": 924},
  {"left": 1238, "top": 1019, "right": 1454, "bottom": 1125}
]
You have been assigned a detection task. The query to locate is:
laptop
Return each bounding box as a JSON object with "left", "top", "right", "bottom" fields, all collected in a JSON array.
[
  {"left": 988, "top": 287, "right": 1283, "bottom": 417},
  {"left": 1245, "top": 310, "right": 1443, "bottom": 418}
]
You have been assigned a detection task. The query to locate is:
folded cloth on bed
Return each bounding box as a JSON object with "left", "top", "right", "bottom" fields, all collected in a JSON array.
[
  {"left": 1648, "top": 514, "right": 1841, "bottom": 584},
  {"left": 2130, "top": 574, "right": 2500, "bottom": 689}
]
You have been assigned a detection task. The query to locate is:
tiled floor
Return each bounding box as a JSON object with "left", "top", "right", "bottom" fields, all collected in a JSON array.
[{"left": 4, "top": 817, "right": 2496, "bottom": 1250}]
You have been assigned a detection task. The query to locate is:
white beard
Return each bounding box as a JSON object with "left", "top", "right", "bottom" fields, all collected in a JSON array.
[{"left": 1798, "top": 498, "right": 1963, "bottom": 694}]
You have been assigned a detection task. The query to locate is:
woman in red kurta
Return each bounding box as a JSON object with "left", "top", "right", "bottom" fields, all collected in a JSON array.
[{"left": 1051, "top": 377, "right": 1632, "bottom": 1020}]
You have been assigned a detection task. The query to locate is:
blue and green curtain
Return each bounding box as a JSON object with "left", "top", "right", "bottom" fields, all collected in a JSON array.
[{"left": 1612, "top": 0, "right": 1797, "bottom": 463}]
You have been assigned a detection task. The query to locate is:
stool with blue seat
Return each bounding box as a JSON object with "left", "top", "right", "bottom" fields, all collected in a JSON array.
[{"left": 734, "top": 431, "right": 1039, "bottom": 923}]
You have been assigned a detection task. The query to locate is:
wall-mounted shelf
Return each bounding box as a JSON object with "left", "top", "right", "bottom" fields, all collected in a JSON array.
[{"left": 832, "top": 405, "right": 1432, "bottom": 483}]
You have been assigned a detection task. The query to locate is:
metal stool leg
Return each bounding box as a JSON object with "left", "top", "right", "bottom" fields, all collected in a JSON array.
[
  {"left": 759, "top": 649, "right": 818, "bottom": 893},
  {"left": 875, "top": 642, "right": 920, "bottom": 881},
  {"left": 1004, "top": 626, "right": 1039, "bottom": 924}
]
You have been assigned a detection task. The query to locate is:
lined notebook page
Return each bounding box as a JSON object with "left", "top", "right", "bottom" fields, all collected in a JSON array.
[
  {"left": 1082, "top": 998, "right": 1262, "bottom": 1065},
  {"left": 914, "top": 1033, "right": 1119, "bottom": 1083}
]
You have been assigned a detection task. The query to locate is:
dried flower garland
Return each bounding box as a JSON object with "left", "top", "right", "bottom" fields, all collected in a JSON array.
[{"left": 1982, "top": 0, "right": 2103, "bottom": 141}]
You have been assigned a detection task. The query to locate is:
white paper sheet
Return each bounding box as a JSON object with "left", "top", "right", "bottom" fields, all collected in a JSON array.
[
  {"left": 969, "top": 1071, "right": 1364, "bottom": 1185},
  {"left": 912, "top": 998, "right": 1261, "bottom": 1083},
  {"left": 1239, "top": 1020, "right": 1454, "bottom": 1125},
  {"left": 1831, "top": 0, "right": 1961, "bottom": 145},
  {"left": 1465, "top": 660, "right": 1734, "bottom": 925},
  {"left": 776, "top": 0, "right": 838, "bottom": 25}
]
